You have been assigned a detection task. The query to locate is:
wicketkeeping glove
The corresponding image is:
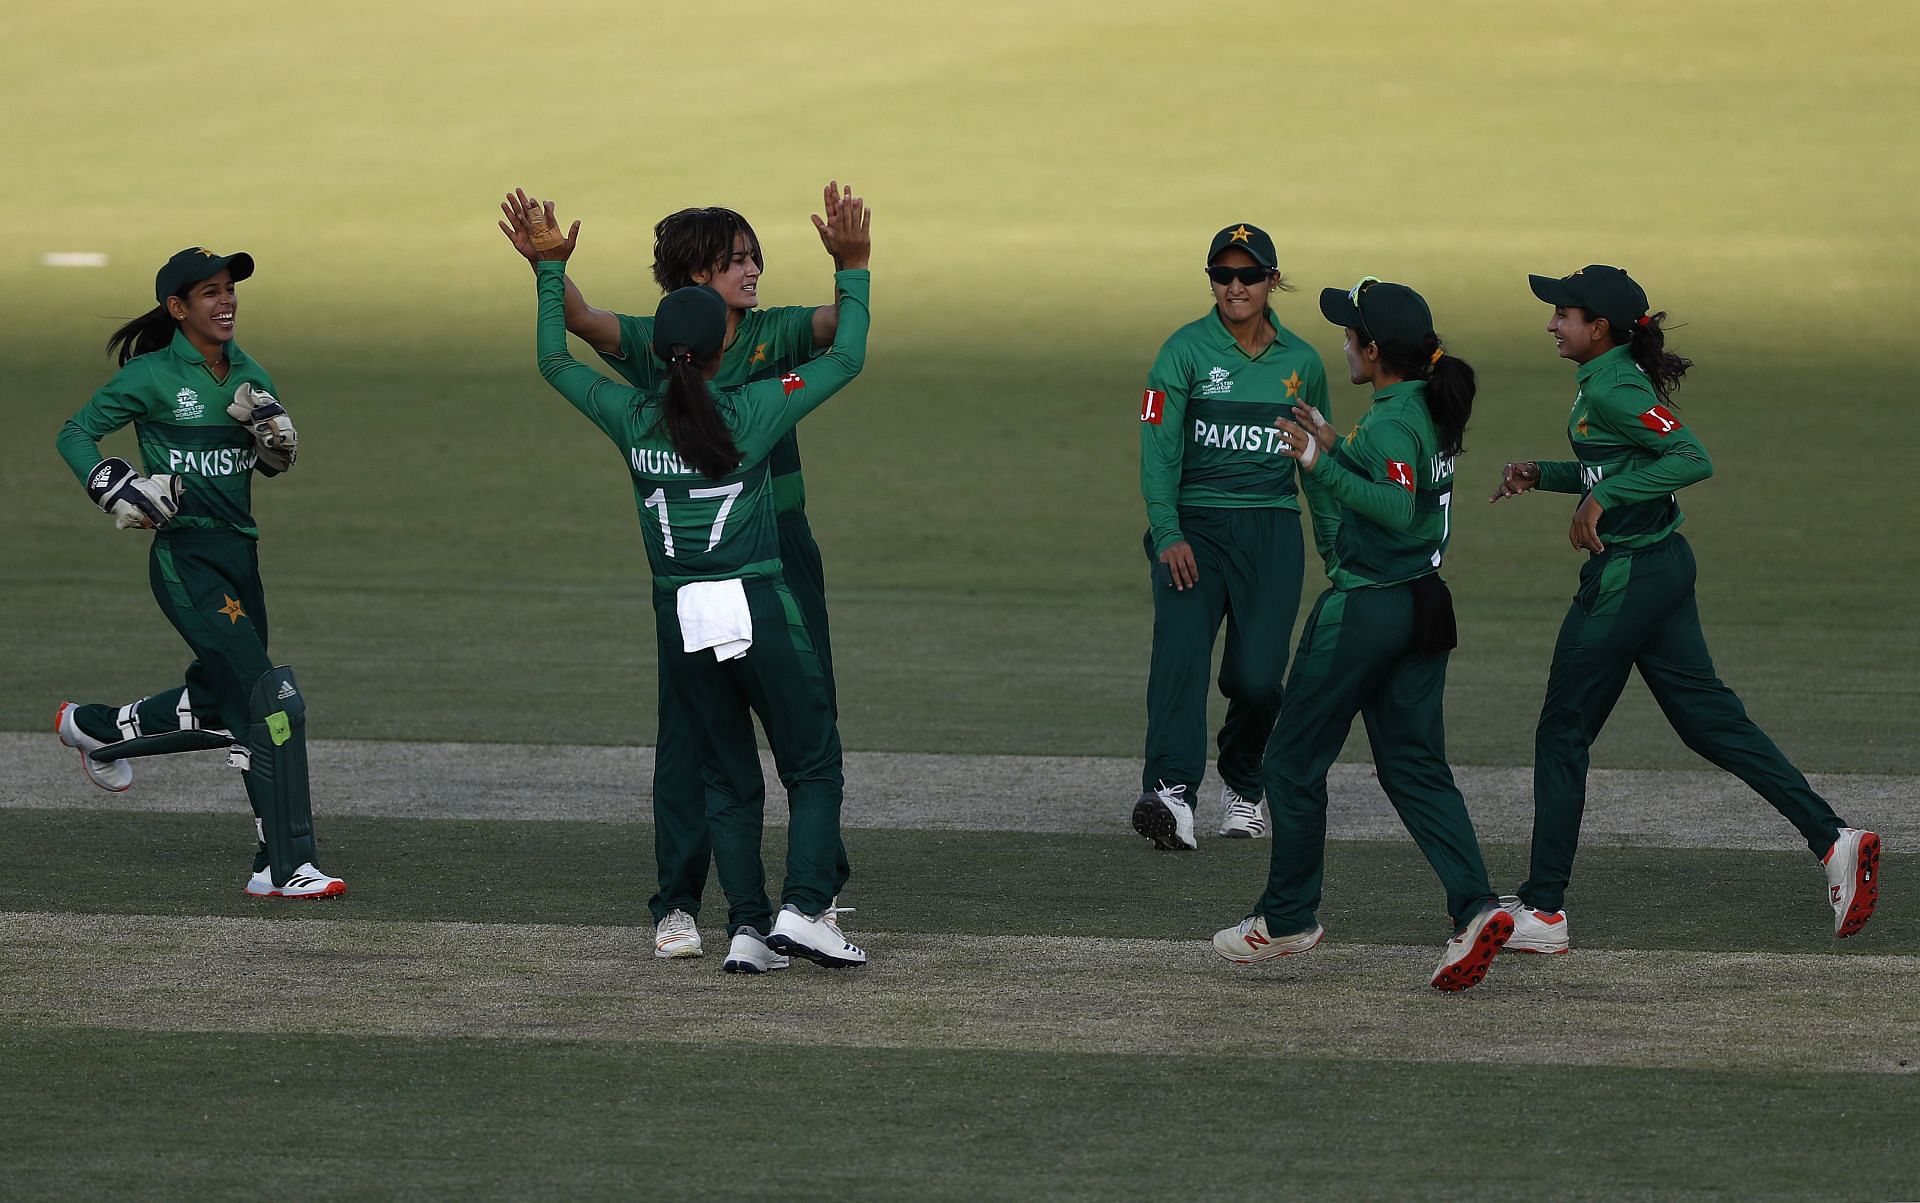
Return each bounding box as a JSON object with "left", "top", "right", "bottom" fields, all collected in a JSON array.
[
  {"left": 229, "top": 383, "right": 298, "bottom": 474},
  {"left": 85, "top": 457, "right": 184, "bottom": 530}
]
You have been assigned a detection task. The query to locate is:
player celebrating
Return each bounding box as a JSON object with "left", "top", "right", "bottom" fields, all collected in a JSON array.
[
  {"left": 1490, "top": 265, "right": 1879, "bottom": 951},
  {"left": 53, "top": 247, "right": 343, "bottom": 899},
  {"left": 1212, "top": 277, "right": 1513, "bottom": 992},
  {"left": 501, "top": 185, "right": 854, "bottom": 960},
  {"left": 1134, "top": 223, "right": 1331, "bottom": 850},
  {"left": 524, "top": 194, "right": 872, "bottom": 974}
]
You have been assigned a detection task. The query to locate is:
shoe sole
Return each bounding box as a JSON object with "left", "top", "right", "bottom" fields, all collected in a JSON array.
[
  {"left": 1504, "top": 940, "right": 1570, "bottom": 956},
  {"left": 1431, "top": 911, "right": 1515, "bottom": 992},
  {"left": 243, "top": 882, "right": 347, "bottom": 900},
  {"left": 722, "top": 958, "right": 789, "bottom": 975},
  {"left": 1214, "top": 925, "right": 1323, "bottom": 964},
  {"left": 1836, "top": 832, "right": 1881, "bottom": 939},
  {"left": 655, "top": 944, "right": 704, "bottom": 959},
  {"left": 55, "top": 703, "right": 131, "bottom": 794},
  {"left": 1131, "top": 798, "right": 1195, "bottom": 851},
  {"left": 765, "top": 933, "right": 866, "bottom": 969},
  {"left": 1216, "top": 827, "right": 1269, "bottom": 840}
]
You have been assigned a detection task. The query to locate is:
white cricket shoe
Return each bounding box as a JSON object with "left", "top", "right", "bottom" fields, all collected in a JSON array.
[
  {"left": 767, "top": 903, "right": 867, "bottom": 968},
  {"left": 1216, "top": 785, "right": 1270, "bottom": 839},
  {"left": 1132, "top": 781, "right": 1197, "bottom": 851},
  {"left": 1499, "top": 895, "right": 1571, "bottom": 955},
  {"left": 1823, "top": 828, "right": 1881, "bottom": 939},
  {"left": 1430, "top": 904, "right": 1514, "bottom": 992},
  {"left": 1212, "top": 915, "right": 1323, "bottom": 963},
  {"left": 244, "top": 863, "right": 346, "bottom": 900},
  {"left": 722, "top": 926, "right": 791, "bottom": 975},
  {"left": 55, "top": 702, "right": 132, "bottom": 793},
  {"left": 654, "top": 909, "right": 703, "bottom": 959}
]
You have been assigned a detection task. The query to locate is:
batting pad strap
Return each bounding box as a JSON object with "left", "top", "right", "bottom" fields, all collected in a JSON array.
[
  {"left": 116, "top": 701, "right": 144, "bottom": 741},
  {"left": 176, "top": 688, "right": 198, "bottom": 732}
]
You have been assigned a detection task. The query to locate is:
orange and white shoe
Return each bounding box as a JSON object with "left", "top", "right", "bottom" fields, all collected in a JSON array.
[
  {"left": 54, "top": 702, "right": 132, "bottom": 792},
  {"left": 244, "top": 863, "right": 346, "bottom": 900},
  {"left": 1499, "top": 895, "right": 1570, "bottom": 955},
  {"left": 1824, "top": 828, "right": 1881, "bottom": 939},
  {"left": 1211, "top": 915, "right": 1323, "bottom": 964},
  {"left": 1430, "top": 904, "right": 1514, "bottom": 992},
  {"left": 654, "top": 909, "right": 703, "bottom": 959}
]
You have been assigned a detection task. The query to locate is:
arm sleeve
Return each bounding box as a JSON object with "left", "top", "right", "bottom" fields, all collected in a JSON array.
[
  {"left": 1139, "top": 340, "right": 1190, "bottom": 555},
  {"left": 56, "top": 366, "right": 152, "bottom": 485},
  {"left": 1536, "top": 460, "right": 1587, "bottom": 494},
  {"left": 731, "top": 271, "right": 870, "bottom": 460},
  {"left": 1305, "top": 419, "right": 1422, "bottom": 532},
  {"left": 770, "top": 305, "right": 821, "bottom": 367},
  {"left": 1301, "top": 359, "right": 1341, "bottom": 562},
  {"left": 535, "top": 262, "right": 645, "bottom": 440},
  {"left": 1587, "top": 393, "right": 1714, "bottom": 508}
]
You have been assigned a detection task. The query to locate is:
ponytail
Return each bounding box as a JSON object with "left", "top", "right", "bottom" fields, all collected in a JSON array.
[
  {"left": 660, "top": 349, "right": 743, "bottom": 479},
  {"left": 106, "top": 303, "right": 178, "bottom": 366},
  {"left": 1621, "top": 311, "right": 1691, "bottom": 405},
  {"left": 1377, "top": 335, "right": 1474, "bottom": 457}
]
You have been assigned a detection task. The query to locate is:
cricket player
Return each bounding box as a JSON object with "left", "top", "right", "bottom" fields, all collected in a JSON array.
[
  {"left": 1490, "top": 265, "right": 1879, "bottom": 951},
  {"left": 1212, "top": 278, "right": 1513, "bottom": 992},
  {"left": 523, "top": 194, "right": 872, "bottom": 973},
  {"left": 500, "top": 185, "right": 855, "bottom": 960},
  {"left": 53, "top": 247, "right": 343, "bottom": 899},
  {"left": 1134, "top": 223, "right": 1331, "bottom": 850}
]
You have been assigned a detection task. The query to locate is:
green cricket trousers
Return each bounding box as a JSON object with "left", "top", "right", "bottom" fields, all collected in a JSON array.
[
  {"left": 72, "top": 529, "right": 317, "bottom": 872},
  {"left": 1142, "top": 506, "right": 1304, "bottom": 801},
  {"left": 1255, "top": 579, "right": 1497, "bottom": 934},
  {"left": 649, "top": 514, "right": 844, "bottom": 925},
  {"left": 1520, "top": 532, "right": 1847, "bottom": 912},
  {"left": 650, "top": 571, "right": 849, "bottom": 937}
]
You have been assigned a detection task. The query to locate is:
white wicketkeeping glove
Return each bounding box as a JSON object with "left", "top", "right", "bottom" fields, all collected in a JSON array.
[
  {"left": 84, "top": 457, "right": 184, "bottom": 530},
  {"left": 229, "top": 383, "right": 298, "bottom": 474}
]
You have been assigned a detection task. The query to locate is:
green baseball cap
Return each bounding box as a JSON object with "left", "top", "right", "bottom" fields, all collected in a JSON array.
[
  {"left": 1319, "top": 277, "right": 1434, "bottom": 351},
  {"left": 155, "top": 246, "right": 253, "bottom": 304},
  {"left": 1528, "top": 265, "right": 1648, "bottom": 331},
  {"left": 651, "top": 285, "right": 728, "bottom": 362},
  {"left": 1206, "top": 223, "right": 1278, "bottom": 269}
]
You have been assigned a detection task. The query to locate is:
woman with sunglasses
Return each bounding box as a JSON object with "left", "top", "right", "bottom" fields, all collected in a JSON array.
[
  {"left": 1212, "top": 277, "right": 1514, "bottom": 992},
  {"left": 1489, "top": 265, "right": 1878, "bottom": 952},
  {"left": 1133, "top": 223, "right": 1332, "bottom": 851}
]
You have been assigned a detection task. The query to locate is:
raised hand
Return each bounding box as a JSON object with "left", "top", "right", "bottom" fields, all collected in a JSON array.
[
  {"left": 812, "top": 180, "right": 870, "bottom": 271},
  {"left": 499, "top": 189, "right": 579, "bottom": 263},
  {"left": 1490, "top": 461, "right": 1540, "bottom": 503}
]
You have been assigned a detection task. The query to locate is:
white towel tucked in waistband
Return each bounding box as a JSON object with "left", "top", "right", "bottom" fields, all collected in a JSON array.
[{"left": 677, "top": 578, "right": 753, "bottom": 661}]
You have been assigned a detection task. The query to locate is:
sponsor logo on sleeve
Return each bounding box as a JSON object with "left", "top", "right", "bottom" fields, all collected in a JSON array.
[
  {"left": 780, "top": 371, "right": 805, "bottom": 396},
  {"left": 1140, "top": 389, "right": 1165, "bottom": 424},
  {"left": 1637, "top": 405, "right": 1682, "bottom": 437},
  {"left": 1386, "top": 460, "right": 1415, "bottom": 493}
]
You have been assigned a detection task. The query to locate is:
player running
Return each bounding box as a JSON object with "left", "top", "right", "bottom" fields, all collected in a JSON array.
[
  {"left": 1489, "top": 265, "right": 1879, "bottom": 952},
  {"left": 1212, "top": 277, "right": 1513, "bottom": 992},
  {"left": 1134, "top": 223, "right": 1331, "bottom": 850},
  {"left": 53, "top": 247, "right": 343, "bottom": 899},
  {"left": 523, "top": 194, "right": 872, "bottom": 973},
  {"left": 501, "top": 185, "right": 855, "bottom": 960}
]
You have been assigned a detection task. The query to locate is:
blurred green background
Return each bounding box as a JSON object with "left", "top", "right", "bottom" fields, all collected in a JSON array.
[{"left": 4, "top": 0, "right": 1914, "bottom": 769}]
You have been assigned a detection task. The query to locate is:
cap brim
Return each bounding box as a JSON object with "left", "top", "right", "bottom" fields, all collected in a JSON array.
[
  {"left": 224, "top": 252, "right": 255, "bottom": 284},
  {"left": 1319, "top": 287, "right": 1364, "bottom": 329},
  {"left": 1528, "top": 274, "right": 1582, "bottom": 307}
]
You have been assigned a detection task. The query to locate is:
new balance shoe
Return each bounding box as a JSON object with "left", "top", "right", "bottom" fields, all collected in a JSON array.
[
  {"left": 654, "top": 909, "right": 703, "bottom": 959},
  {"left": 244, "top": 863, "right": 346, "bottom": 899},
  {"left": 54, "top": 702, "right": 132, "bottom": 793},
  {"left": 1430, "top": 903, "right": 1514, "bottom": 992},
  {"left": 1212, "top": 915, "right": 1323, "bottom": 963},
  {"left": 722, "top": 926, "right": 790, "bottom": 975},
  {"left": 767, "top": 903, "right": 867, "bottom": 968},
  {"left": 1216, "top": 785, "right": 1270, "bottom": 839},
  {"left": 1132, "top": 781, "right": 1197, "bottom": 851},
  {"left": 1499, "top": 895, "right": 1570, "bottom": 955},
  {"left": 1823, "top": 828, "right": 1881, "bottom": 939}
]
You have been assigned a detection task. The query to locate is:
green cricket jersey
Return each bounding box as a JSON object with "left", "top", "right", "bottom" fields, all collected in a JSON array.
[
  {"left": 1139, "top": 307, "right": 1331, "bottom": 555},
  {"left": 56, "top": 330, "right": 276, "bottom": 538},
  {"left": 536, "top": 262, "right": 869, "bottom": 589},
  {"left": 599, "top": 304, "right": 821, "bottom": 516},
  {"left": 1301, "top": 380, "right": 1454, "bottom": 591},
  {"left": 1534, "top": 344, "right": 1713, "bottom": 550}
]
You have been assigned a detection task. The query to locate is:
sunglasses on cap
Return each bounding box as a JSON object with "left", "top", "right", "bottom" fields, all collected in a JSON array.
[
  {"left": 1205, "top": 265, "right": 1273, "bottom": 286},
  {"left": 1348, "top": 275, "right": 1381, "bottom": 306}
]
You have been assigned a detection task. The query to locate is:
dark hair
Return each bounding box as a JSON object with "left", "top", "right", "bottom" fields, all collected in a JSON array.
[
  {"left": 652, "top": 207, "right": 763, "bottom": 293},
  {"left": 1611, "top": 310, "right": 1692, "bottom": 405},
  {"left": 1376, "top": 335, "right": 1474, "bottom": 457},
  {"left": 106, "top": 301, "right": 180, "bottom": 366},
  {"left": 659, "top": 349, "right": 743, "bottom": 479}
]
